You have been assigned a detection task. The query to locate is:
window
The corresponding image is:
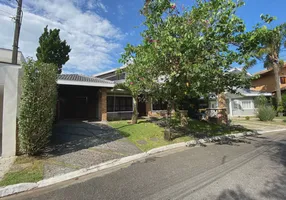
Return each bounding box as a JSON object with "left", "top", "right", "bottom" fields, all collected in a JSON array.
[
  {"left": 281, "top": 77, "right": 286, "bottom": 84},
  {"left": 106, "top": 73, "right": 126, "bottom": 81},
  {"left": 107, "top": 96, "right": 132, "bottom": 112},
  {"left": 241, "top": 100, "right": 253, "bottom": 109},
  {"left": 233, "top": 100, "right": 240, "bottom": 109},
  {"left": 107, "top": 96, "right": 114, "bottom": 112},
  {"left": 152, "top": 100, "right": 168, "bottom": 110},
  {"left": 210, "top": 101, "right": 218, "bottom": 109}
]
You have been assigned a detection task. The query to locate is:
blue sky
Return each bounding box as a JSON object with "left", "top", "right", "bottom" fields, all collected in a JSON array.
[{"left": 0, "top": 0, "right": 285, "bottom": 75}]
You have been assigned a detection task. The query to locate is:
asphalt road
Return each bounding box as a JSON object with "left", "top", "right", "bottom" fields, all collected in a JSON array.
[{"left": 4, "top": 131, "right": 286, "bottom": 200}]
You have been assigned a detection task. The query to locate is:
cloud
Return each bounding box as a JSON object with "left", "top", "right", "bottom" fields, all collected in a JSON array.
[
  {"left": 117, "top": 4, "right": 125, "bottom": 18},
  {"left": 0, "top": 0, "right": 123, "bottom": 74}
]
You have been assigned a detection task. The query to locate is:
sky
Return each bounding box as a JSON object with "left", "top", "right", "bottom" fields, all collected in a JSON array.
[{"left": 0, "top": 0, "right": 285, "bottom": 75}]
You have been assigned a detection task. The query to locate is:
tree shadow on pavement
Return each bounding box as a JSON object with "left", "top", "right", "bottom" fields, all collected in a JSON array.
[
  {"left": 41, "top": 121, "right": 126, "bottom": 157},
  {"left": 216, "top": 186, "right": 255, "bottom": 200},
  {"left": 215, "top": 133, "right": 286, "bottom": 200},
  {"left": 259, "top": 140, "right": 286, "bottom": 199}
]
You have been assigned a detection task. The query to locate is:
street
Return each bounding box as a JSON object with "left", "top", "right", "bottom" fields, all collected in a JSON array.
[{"left": 4, "top": 131, "right": 286, "bottom": 200}]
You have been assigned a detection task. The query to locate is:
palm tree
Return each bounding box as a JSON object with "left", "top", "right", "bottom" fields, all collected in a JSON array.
[{"left": 256, "top": 24, "right": 286, "bottom": 104}]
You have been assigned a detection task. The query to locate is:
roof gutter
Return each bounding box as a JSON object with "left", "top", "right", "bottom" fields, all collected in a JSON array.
[{"left": 57, "top": 80, "right": 115, "bottom": 88}]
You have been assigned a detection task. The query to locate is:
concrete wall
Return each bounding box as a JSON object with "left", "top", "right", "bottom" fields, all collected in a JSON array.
[
  {"left": 0, "top": 49, "right": 25, "bottom": 64},
  {"left": 107, "top": 112, "right": 132, "bottom": 121},
  {"left": 1, "top": 65, "right": 22, "bottom": 157},
  {"left": 0, "top": 88, "right": 3, "bottom": 133}
]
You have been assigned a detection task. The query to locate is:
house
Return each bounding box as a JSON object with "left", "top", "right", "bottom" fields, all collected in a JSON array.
[
  {"left": 94, "top": 67, "right": 169, "bottom": 120},
  {"left": 208, "top": 68, "right": 272, "bottom": 117},
  {"left": 252, "top": 64, "right": 286, "bottom": 93},
  {"left": 208, "top": 88, "right": 272, "bottom": 117},
  {"left": 0, "top": 48, "right": 24, "bottom": 157}
]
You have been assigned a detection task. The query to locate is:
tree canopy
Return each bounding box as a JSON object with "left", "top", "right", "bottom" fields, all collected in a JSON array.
[
  {"left": 120, "top": 0, "right": 272, "bottom": 106},
  {"left": 246, "top": 17, "right": 286, "bottom": 104},
  {"left": 36, "top": 26, "right": 71, "bottom": 74}
]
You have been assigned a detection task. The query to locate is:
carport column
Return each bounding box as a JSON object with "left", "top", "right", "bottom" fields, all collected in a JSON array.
[
  {"left": 100, "top": 88, "right": 107, "bottom": 122},
  {"left": 2, "top": 66, "right": 22, "bottom": 157}
]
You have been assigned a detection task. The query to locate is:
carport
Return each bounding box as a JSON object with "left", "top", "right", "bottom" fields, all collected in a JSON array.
[{"left": 57, "top": 74, "right": 114, "bottom": 122}]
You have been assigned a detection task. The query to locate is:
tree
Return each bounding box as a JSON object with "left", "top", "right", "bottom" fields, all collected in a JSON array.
[
  {"left": 120, "top": 0, "right": 261, "bottom": 125},
  {"left": 250, "top": 18, "right": 286, "bottom": 105},
  {"left": 18, "top": 59, "right": 58, "bottom": 155},
  {"left": 115, "top": 67, "right": 152, "bottom": 124},
  {"left": 36, "top": 26, "right": 71, "bottom": 74}
]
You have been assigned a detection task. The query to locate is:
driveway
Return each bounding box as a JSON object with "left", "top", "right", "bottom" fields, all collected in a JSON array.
[
  {"left": 231, "top": 119, "right": 286, "bottom": 132},
  {"left": 42, "top": 121, "right": 141, "bottom": 178}
]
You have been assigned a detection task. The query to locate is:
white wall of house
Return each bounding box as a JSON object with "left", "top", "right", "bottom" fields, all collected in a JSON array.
[
  {"left": 209, "top": 97, "right": 257, "bottom": 117},
  {"left": 0, "top": 64, "right": 22, "bottom": 157}
]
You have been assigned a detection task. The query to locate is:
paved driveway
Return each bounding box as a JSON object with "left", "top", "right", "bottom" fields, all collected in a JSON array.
[
  {"left": 42, "top": 121, "right": 141, "bottom": 178},
  {"left": 231, "top": 119, "right": 286, "bottom": 132}
]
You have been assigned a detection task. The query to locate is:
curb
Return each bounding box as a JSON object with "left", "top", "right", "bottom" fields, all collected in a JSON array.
[{"left": 1, "top": 128, "right": 286, "bottom": 197}]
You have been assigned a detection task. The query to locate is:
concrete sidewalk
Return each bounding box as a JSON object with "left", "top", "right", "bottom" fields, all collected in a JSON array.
[{"left": 231, "top": 119, "right": 286, "bottom": 132}]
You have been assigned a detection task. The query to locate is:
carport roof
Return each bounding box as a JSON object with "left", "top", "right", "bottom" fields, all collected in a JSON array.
[{"left": 57, "top": 74, "right": 115, "bottom": 87}]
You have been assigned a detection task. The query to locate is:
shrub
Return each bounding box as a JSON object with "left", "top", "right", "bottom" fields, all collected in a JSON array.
[
  {"left": 254, "top": 95, "right": 268, "bottom": 108},
  {"left": 277, "top": 102, "right": 284, "bottom": 113},
  {"left": 18, "top": 59, "right": 58, "bottom": 155},
  {"left": 245, "top": 116, "right": 250, "bottom": 120},
  {"left": 257, "top": 106, "right": 276, "bottom": 121}
]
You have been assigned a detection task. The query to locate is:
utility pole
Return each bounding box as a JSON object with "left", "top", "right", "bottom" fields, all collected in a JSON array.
[{"left": 12, "top": 0, "right": 23, "bottom": 64}]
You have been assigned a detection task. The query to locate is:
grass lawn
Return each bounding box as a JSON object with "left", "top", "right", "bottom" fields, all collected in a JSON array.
[
  {"left": 109, "top": 120, "right": 192, "bottom": 151},
  {"left": 187, "top": 119, "right": 249, "bottom": 137},
  {"left": 0, "top": 156, "right": 44, "bottom": 187},
  {"left": 109, "top": 119, "right": 249, "bottom": 152}
]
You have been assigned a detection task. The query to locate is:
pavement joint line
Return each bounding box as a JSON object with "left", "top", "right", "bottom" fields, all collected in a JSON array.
[{"left": 1, "top": 128, "right": 286, "bottom": 198}]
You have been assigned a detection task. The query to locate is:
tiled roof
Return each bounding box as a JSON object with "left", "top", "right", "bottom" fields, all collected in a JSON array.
[
  {"left": 58, "top": 74, "right": 114, "bottom": 84},
  {"left": 254, "top": 63, "right": 286, "bottom": 76}
]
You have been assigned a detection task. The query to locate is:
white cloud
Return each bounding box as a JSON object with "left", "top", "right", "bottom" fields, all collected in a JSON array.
[
  {"left": 0, "top": 0, "right": 123, "bottom": 74},
  {"left": 117, "top": 4, "right": 125, "bottom": 16}
]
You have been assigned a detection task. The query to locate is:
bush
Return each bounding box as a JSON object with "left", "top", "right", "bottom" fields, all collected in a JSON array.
[
  {"left": 18, "top": 59, "right": 58, "bottom": 155},
  {"left": 245, "top": 116, "right": 250, "bottom": 120},
  {"left": 257, "top": 106, "right": 276, "bottom": 121},
  {"left": 282, "top": 94, "right": 286, "bottom": 110},
  {"left": 254, "top": 95, "right": 268, "bottom": 108}
]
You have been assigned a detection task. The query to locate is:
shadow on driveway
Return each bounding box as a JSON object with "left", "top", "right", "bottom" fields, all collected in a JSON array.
[
  {"left": 43, "top": 121, "right": 128, "bottom": 156},
  {"left": 38, "top": 120, "right": 141, "bottom": 178}
]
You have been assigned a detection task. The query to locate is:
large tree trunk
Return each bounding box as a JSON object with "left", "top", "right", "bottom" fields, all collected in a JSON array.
[
  {"left": 218, "top": 93, "right": 228, "bottom": 124},
  {"left": 164, "top": 101, "right": 172, "bottom": 141},
  {"left": 273, "top": 63, "right": 282, "bottom": 104},
  {"left": 131, "top": 97, "right": 139, "bottom": 124}
]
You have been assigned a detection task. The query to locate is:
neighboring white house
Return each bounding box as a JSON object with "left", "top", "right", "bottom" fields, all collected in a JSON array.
[
  {"left": 209, "top": 88, "right": 272, "bottom": 117},
  {"left": 0, "top": 48, "right": 24, "bottom": 157}
]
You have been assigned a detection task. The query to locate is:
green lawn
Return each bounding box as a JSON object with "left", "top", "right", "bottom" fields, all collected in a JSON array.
[
  {"left": 109, "top": 119, "right": 249, "bottom": 152},
  {"left": 187, "top": 119, "right": 249, "bottom": 137},
  {"left": 109, "top": 120, "right": 192, "bottom": 151},
  {"left": 0, "top": 156, "right": 44, "bottom": 187}
]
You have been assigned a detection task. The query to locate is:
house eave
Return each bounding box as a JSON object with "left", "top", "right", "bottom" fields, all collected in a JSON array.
[{"left": 57, "top": 80, "right": 115, "bottom": 88}]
